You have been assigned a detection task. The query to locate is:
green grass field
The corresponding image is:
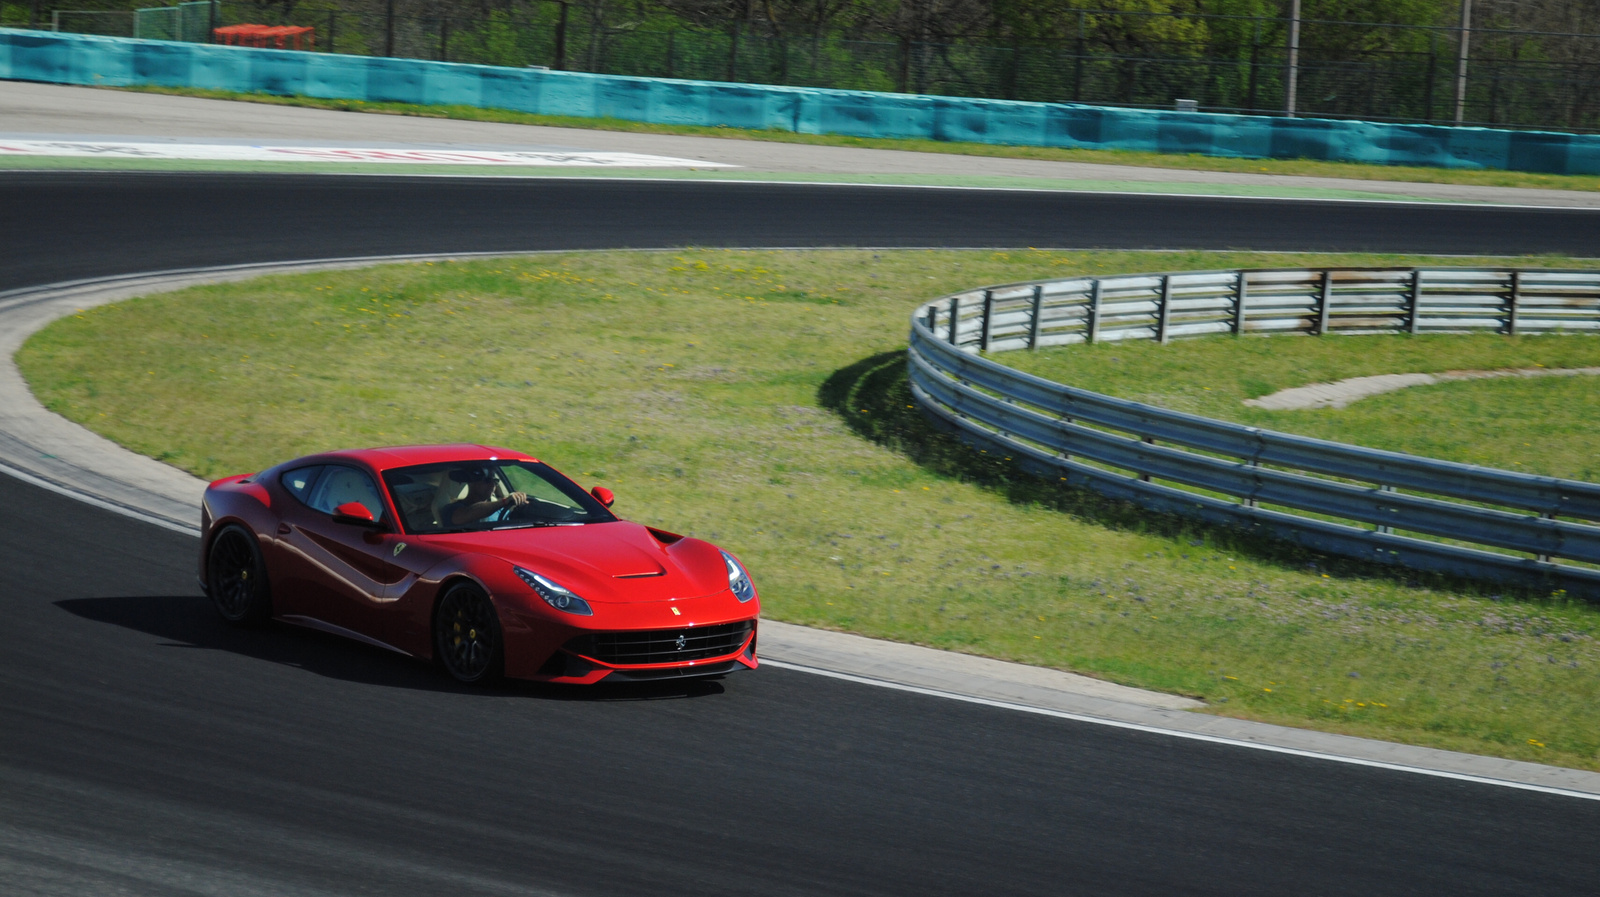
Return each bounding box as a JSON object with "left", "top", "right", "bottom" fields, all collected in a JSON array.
[
  {"left": 1004, "top": 332, "right": 1600, "bottom": 482},
  {"left": 18, "top": 248, "right": 1600, "bottom": 769},
  {"left": 117, "top": 85, "right": 1600, "bottom": 193}
]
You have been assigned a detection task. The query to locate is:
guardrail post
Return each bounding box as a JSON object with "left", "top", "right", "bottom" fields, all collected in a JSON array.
[
  {"left": 1315, "top": 270, "right": 1332, "bottom": 335},
  {"left": 1507, "top": 270, "right": 1522, "bottom": 336},
  {"left": 907, "top": 265, "right": 1600, "bottom": 597},
  {"left": 980, "top": 290, "right": 995, "bottom": 352},
  {"left": 1233, "top": 271, "right": 1249, "bottom": 335},
  {"left": 1407, "top": 269, "right": 1423, "bottom": 334},
  {"left": 1376, "top": 484, "right": 1395, "bottom": 534},
  {"left": 1157, "top": 275, "right": 1173, "bottom": 344},
  {"left": 1242, "top": 429, "right": 1264, "bottom": 508},
  {"left": 994, "top": 394, "right": 1013, "bottom": 441},
  {"left": 1028, "top": 285, "right": 1044, "bottom": 349},
  {"left": 1086, "top": 280, "right": 1103, "bottom": 344}
]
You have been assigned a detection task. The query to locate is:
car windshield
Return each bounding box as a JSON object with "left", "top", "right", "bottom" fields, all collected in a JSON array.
[{"left": 382, "top": 460, "right": 617, "bottom": 535}]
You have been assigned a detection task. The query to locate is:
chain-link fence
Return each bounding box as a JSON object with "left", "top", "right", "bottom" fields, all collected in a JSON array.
[
  {"left": 128, "top": 1, "right": 211, "bottom": 42},
  {"left": 13, "top": 2, "right": 1600, "bottom": 133},
  {"left": 41, "top": 9, "right": 133, "bottom": 37}
]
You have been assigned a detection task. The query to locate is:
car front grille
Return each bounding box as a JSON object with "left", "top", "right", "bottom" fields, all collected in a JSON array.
[
  {"left": 566, "top": 620, "right": 753, "bottom": 666},
  {"left": 608, "top": 661, "right": 740, "bottom": 681}
]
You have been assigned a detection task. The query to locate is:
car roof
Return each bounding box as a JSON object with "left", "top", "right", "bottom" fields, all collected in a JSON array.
[{"left": 315, "top": 444, "right": 539, "bottom": 472}]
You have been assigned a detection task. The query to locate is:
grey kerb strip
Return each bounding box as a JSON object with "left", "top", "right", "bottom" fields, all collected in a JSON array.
[{"left": 4, "top": 255, "right": 1598, "bottom": 800}]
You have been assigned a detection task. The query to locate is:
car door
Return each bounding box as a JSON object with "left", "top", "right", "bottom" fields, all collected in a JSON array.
[
  {"left": 263, "top": 464, "right": 326, "bottom": 619},
  {"left": 278, "top": 464, "right": 413, "bottom": 647}
]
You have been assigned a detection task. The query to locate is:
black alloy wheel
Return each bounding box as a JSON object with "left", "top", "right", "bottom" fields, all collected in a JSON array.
[
  {"left": 206, "top": 525, "right": 272, "bottom": 626},
  {"left": 434, "top": 583, "right": 504, "bottom": 684}
]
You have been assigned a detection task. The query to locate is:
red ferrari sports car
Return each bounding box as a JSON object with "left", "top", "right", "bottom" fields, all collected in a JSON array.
[{"left": 199, "top": 444, "right": 759, "bottom": 684}]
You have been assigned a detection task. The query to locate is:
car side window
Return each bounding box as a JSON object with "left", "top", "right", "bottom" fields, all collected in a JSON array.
[
  {"left": 306, "top": 466, "right": 385, "bottom": 523},
  {"left": 280, "top": 465, "right": 323, "bottom": 504},
  {"left": 502, "top": 464, "right": 587, "bottom": 515}
]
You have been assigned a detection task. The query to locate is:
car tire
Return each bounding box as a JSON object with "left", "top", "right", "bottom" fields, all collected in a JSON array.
[
  {"left": 434, "top": 582, "right": 504, "bottom": 685},
  {"left": 206, "top": 524, "right": 272, "bottom": 626}
]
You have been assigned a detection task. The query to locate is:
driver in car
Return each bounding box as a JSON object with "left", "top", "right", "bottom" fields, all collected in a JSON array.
[{"left": 444, "top": 466, "right": 527, "bottom": 526}]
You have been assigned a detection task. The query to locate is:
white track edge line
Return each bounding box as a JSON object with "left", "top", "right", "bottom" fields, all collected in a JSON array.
[{"left": 760, "top": 658, "right": 1600, "bottom": 801}]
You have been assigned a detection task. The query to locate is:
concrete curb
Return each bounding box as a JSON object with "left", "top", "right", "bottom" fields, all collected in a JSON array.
[{"left": 6, "top": 256, "right": 1600, "bottom": 800}]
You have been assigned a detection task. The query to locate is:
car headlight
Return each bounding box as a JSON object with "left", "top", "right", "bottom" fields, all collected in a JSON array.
[
  {"left": 722, "top": 551, "right": 756, "bottom": 603},
  {"left": 514, "top": 567, "right": 593, "bottom": 616}
]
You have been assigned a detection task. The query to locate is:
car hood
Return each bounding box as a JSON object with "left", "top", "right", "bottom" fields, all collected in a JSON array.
[{"left": 420, "top": 521, "right": 731, "bottom": 603}]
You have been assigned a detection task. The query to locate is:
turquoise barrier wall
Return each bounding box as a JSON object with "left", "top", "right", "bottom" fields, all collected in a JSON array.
[{"left": 6, "top": 27, "right": 1600, "bottom": 176}]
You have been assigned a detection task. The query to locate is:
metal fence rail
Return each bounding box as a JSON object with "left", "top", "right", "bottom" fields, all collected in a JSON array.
[{"left": 908, "top": 267, "right": 1600, "bottom": 596}]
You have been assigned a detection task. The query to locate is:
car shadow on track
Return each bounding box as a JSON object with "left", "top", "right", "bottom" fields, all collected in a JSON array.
[{"left": 54, "top": 594, "right": 727, "bottom": 701}]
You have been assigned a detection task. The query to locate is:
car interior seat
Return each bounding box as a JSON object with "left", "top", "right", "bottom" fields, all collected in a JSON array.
[
  {"left": 432, "top": 476, "right": 468, "bottom": 528},
  {"left": 316, "top": 468, "right": 384, "bottom": 522}
]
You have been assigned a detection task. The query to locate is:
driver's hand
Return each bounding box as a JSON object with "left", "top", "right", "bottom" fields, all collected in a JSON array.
[{"left": 504, "top": 492, "right": 528, "bottom": 508}]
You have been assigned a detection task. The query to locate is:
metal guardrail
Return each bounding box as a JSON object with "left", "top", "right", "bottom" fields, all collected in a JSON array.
[{"left": 908, "top": 267, "right": 1600, "bottom": 596}]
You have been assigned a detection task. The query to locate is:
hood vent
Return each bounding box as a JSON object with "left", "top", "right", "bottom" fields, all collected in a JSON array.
[{"left": 614, "top": 570, "right": 666, "bottom": 579}]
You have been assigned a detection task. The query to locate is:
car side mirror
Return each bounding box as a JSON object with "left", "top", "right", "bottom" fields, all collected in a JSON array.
[
  {"left": 333, "top": 501, "right": 381, "bottom": 527},
  {"left": 590, "top": 486, "right": 615, "bottom": 508}
]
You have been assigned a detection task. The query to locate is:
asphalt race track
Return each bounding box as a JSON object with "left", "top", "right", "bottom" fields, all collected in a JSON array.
[
  {"left": 4, "top": 172, "right": 1600, "bottom": 895},
  {"left": 8, "top": 172, "right": 1600, "bottom": 290}
]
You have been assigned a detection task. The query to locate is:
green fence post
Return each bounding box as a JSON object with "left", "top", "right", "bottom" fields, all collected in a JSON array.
[
  {"left": 385, "top": 0, "right": 395, "bottom": 57},
  {"left": 555, "top": 1, "right": 569, "bottom": 71},
  {"left": 1073, "top": 11, "right": 1086, "bottom": 102},
  {"left": 1246, "top": 20, "right": 1260, "bottom": 112},
  {"left": 898, "top": 36, "right": 911, "bottom": 93}
]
